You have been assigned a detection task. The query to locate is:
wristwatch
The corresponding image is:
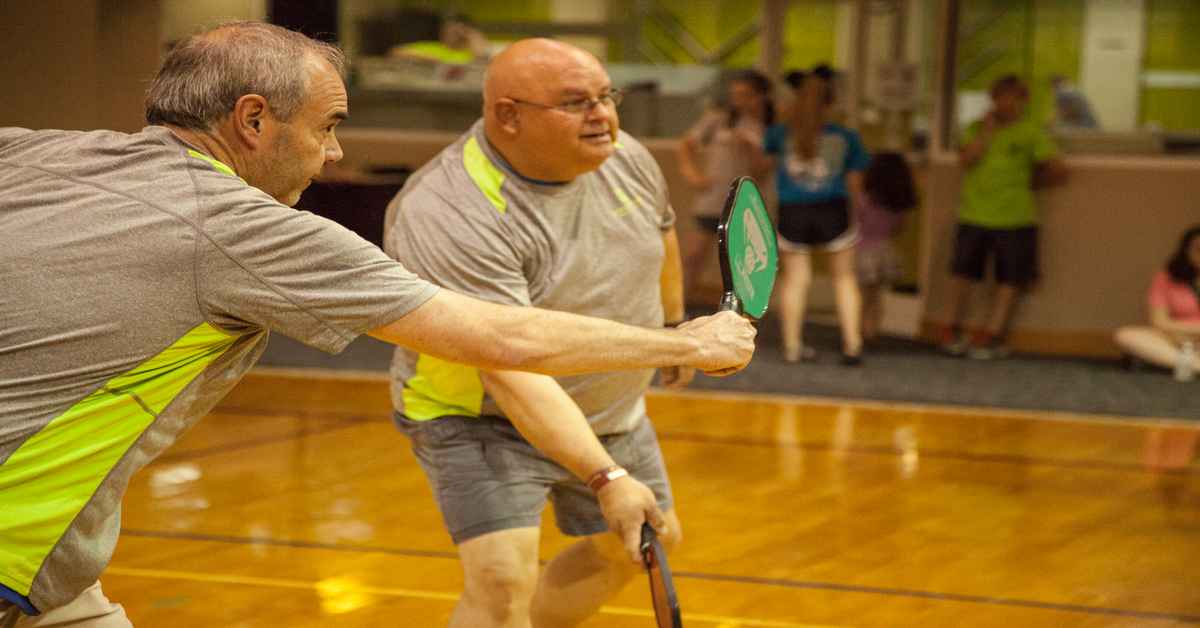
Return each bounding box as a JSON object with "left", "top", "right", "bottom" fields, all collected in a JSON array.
[{"left": 586, "top": 465, "right": 628, "bottom": 492}]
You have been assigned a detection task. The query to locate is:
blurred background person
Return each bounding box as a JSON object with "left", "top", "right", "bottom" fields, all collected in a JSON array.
[
  {"left": 761, "top": 66, "right": 869, "bottom": 365},
  {"left": 676, "top": 69, "right": 775, "bottom": 299},
  {"left": 856, "top": 152, "right": 918, "bottom": 343},
  {"left": 939, "top": 74, "right": 1067, "bottom": 360},
  {"left": 1050, "top": 74, "right": 1099, "bottom": 130},
  {"left": 1115, "top": 225, "right": 1200, "bottom": 378},
  {"left": 389, "top": 13, "right": 492, "bottom": 67}
]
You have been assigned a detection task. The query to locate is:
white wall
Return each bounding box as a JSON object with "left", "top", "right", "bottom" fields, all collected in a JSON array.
[{"left": 1080, "top": 0, "right": 1145, "bottom": 131}]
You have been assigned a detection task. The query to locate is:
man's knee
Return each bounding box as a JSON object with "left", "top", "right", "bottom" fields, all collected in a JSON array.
[
  {"left": 472, "top": 562, "right": 538, "bottom": 602},
  {"left": 461, "top": 548, "right": 540, "bottom": 619}
]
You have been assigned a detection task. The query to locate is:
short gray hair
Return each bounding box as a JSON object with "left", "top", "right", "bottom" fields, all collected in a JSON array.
[{"left": 145, "top": 21, "right": 346, "bottom": 130}]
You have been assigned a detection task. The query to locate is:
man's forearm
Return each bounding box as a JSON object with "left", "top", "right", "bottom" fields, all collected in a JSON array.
[
  {"left": 486, "top": 301, "right": 707, "bottom": 374},
  {"left": 480, "top": 370, "right": 613, "bottom": 480},
  {"left": 370, "top": 290, "right": 727, "bottom": 376}
]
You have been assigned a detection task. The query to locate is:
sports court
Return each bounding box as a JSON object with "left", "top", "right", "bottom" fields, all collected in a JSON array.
[{"left": 101, "top": 369, "right": 1198, "bottom": 627}]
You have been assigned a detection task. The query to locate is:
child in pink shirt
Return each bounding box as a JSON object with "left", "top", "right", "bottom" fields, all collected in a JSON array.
[
  {"left": 857, "top": 152, "right": 918, "bottom": 341},
  {"left": 1115, "top": 225, "right": 1200, "bottom": 375}
]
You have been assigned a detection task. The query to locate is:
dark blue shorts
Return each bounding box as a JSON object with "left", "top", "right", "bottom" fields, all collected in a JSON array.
[{"left": 951, "top": 223, "right": 1039, "bottom": 285}]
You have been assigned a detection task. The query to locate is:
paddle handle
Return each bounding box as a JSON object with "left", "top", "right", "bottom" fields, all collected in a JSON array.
[
  {"left": 718, "top": 292, "right": 740, "bottom": 314},
  {"left": 640, "top": 522, "right": 656, "bottom": 568}
]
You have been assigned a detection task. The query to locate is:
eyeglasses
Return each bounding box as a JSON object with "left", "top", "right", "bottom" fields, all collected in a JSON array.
[{"left": 509, "top": 89, "right": 624, "bottom": 115}]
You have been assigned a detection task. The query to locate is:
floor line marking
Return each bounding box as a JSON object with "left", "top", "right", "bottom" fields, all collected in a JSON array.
[{"left": 105, "top": 566, "right": 837, "bottom": 628}]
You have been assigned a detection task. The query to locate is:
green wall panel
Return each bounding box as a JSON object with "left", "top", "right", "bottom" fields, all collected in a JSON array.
[{"left": 1142, "top": 0, "right": 1200, "bottom": 130}]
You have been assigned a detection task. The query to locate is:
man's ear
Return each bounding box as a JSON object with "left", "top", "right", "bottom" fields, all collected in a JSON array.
[
  {"left": 232, "top": 94, "right": 270, "bottom": 148},
  {"left": 492, "top": 100, "right": 520, "bottom": 135}
]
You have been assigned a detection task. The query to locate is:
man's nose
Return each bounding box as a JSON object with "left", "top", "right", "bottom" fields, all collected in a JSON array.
[{"left": 326, "top": 135, "right": 344, "bottom": 163}]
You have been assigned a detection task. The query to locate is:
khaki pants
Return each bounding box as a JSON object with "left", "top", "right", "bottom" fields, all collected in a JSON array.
[{"left": 1, "top": 583, "right": 130, "bottom": 628}]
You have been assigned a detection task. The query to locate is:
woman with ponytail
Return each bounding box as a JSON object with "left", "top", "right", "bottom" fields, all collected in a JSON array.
[{"left": 760, "top": 66, "right": 870, "bottom": 365}]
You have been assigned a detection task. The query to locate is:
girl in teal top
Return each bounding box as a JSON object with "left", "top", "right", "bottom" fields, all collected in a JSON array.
[{"left": 758, "top": 67, "right": 869, "bottom": 365}]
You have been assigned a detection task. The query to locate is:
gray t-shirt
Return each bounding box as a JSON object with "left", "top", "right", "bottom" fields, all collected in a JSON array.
[
  {"left": 0, "top": 126, "right": 437, "bottom": 613},
  {"left": 385, "top": 121, "right": 674, "bottom": 435}
]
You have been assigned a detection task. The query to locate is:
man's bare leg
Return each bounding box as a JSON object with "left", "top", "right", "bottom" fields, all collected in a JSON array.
[
  {"left": 451, "top": 528, "right": 541, "bottom": 628},
  {"left": 531, "top": 510, "right": 682, "bottom": 628}
]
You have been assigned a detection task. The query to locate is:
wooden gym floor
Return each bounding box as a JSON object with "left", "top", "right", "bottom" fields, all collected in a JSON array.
[{"left": 102, "top": 369, "right": 1199, "bottom": 627}]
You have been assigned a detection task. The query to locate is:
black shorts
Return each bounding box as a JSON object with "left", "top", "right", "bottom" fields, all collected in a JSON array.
[
  {"left": 777, "top": 199, "right": 857, "bottom": 251},
  {"left": 950, "top": 223, "right": 1039, "bottom": 285}
]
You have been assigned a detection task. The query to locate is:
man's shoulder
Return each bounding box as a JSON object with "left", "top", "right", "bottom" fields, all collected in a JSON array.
[
  {"left": 0, "top": 127, "right": 35, "bottom": 149},
  {"left": 606, "top": 131, "right": 660, "bottom": 177},
  {"left": 1, "top": 126, "right": 214, "bottom": 200},
  {"left": 613, "top": 130, "right": 652, "bottom": 158},
  {"left": 391, "top": 130, "right": 500, "bottom": 220},
  {"left": 0, "top": 127, "right": 108, "bottom": 161}
]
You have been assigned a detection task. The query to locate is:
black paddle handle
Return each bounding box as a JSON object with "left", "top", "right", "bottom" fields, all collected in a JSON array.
[
  {"left": 718, "top": 292, "right": 740, "bottom": 314},
  {"left": 640, "top": 522, "right": 656, "bottom": 566}
]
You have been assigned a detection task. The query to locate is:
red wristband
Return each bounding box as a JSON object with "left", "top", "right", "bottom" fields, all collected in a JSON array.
[{"left": 586, "top": 465, "right": 628, "bottom": 492}]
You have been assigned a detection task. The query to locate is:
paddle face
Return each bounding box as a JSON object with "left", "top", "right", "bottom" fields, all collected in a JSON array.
[
  {"left": 641, "top": 523, "right": 683, "bottom": 628},
  {"left": 716, "top": 177, "right": 777, "bottom": 319}
]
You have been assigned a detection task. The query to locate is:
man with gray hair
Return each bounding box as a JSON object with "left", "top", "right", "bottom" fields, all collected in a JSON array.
[{"left": 0, "top": 22, "right": 755, "bottom": 626}]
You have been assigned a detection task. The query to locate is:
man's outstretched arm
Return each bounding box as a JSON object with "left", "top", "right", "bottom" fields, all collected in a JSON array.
[{"left": 369, "top": 289, "right": 756, "bottom": 376}]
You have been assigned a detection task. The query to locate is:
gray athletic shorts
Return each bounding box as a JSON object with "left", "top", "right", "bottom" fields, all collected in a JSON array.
[{"left": 393, "top": 413, "right": 674, "bottom": 544}]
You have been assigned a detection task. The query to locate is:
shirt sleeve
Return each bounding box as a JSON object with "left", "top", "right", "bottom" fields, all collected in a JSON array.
[
  {"left": 845, "top": 128, "right": 871, "bottom": 172},
  {"left": 648, "top": 156, "right": 677, "bottom": 232},
  {"left": 194, "top": 179, "right": 439, "bottom": 354},
  {"left": 385, "top": 177, "right": 533, "bottom": 307},
  {"left": 619, "top": 134, "right": 677, "bottom": 232}
]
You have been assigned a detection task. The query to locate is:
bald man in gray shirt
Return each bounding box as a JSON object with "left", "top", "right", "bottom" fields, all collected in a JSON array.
[{"left": 385, "top": 39, "right": 702, "bottom": 628}]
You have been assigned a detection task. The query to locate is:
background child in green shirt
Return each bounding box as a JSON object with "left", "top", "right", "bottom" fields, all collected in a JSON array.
[{"left": 940, "top": 75, "right": 1068, "bottom": 359}]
